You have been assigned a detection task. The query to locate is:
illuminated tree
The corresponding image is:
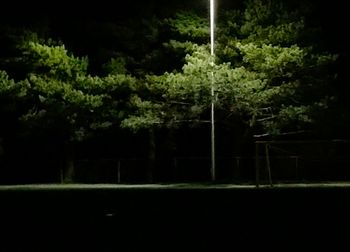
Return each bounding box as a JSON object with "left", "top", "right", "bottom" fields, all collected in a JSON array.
[
  {"left": 125, "top": 0, "right": 338, "bottom": 139},
  {"left": 18, "top": 41, "right": 136, "bottom": 182}
]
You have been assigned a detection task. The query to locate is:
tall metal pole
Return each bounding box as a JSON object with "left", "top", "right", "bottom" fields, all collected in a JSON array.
[{"left": 210, "top": 0, "right": 216, "bottom": 181}]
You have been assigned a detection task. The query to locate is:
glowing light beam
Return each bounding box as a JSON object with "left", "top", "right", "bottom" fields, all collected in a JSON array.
[
  {"left": 210, "top": 0, "right": 216, "bottom": 181},
  {"left": 210, "top": 0, "right": 215, "bottom": 56}
]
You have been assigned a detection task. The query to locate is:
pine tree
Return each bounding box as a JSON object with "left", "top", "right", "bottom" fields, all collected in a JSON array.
[{"left": 18, "top": 40, "right": 136, "bottom": 182}]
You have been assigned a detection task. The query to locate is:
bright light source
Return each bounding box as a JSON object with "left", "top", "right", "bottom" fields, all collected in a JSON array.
[
  {"left": 210, "top": 0, "right": 216, "bottom": 181},
  {"left": 210, "top": 0, "right": 215, "bottom": 56}
]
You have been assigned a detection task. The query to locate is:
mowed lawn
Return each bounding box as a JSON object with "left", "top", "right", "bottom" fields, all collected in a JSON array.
[{"left": 1, "top": 183, "right": 350, "bottom": 250}]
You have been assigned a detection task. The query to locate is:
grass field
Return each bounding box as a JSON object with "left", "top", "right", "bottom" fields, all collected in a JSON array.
[
  {"left": 1, "top": 182, "right": 349, "bottom": 251},
  {"left": 2, "top": 181, "right": 350, "bottom": 190}
]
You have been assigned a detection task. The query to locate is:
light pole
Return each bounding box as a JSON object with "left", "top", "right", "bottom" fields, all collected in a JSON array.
[{"left": 210, "top": 0, "right": 216, "bottom": 181}]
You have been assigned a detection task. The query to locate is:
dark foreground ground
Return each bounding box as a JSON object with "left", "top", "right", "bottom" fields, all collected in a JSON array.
[{"left": 1, "top": 183, "right": 350, "bottom": 251}]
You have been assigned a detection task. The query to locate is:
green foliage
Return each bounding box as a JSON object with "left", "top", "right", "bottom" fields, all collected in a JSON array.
[
  {"left": 0, "top": 70, "right": 16, "bottom": 94},
  {"left": 122, "top": 45, "right": 213, "bottom": 131},
  {"left": 102, "top": 57, "right": 127, "bottom": 75},
  {"left": 166, "top": 11, "right": 208, "bottom": 41},
  {"left": 0, "top": 0, "right": 340, "bottom": 139},
  {"left": 237, "top": 43, "right": 305, "bottom": 73},
  {"left": 0, "top": 70, "right": 29, "bottom": 97},
  {"left": 163, "top": 40, "right": 197, "bottom": 54},
  {"left": 22, "top": 42, "right": 88, "bottom": 80},
  {"left": 18, "top": 41, "right": 136, "bottom": 141},
  {"left": 239, "top": 0, "right": 304, "bottom": 44},
  {"left": 28, "top": 75, "right": 104, "bottom": 109},
  {"left": 121, "top": 95, "right": 162, "bottom": 131},
  {"left": 124, "top": 0, "right": 338, "bottom": 136}
]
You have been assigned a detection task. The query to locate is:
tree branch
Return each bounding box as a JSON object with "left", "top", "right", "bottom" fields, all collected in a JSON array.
[{"left": 253, "top": 130, "right": 307, "bottom": 138}]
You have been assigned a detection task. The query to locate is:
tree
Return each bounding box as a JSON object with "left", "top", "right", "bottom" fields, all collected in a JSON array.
[
  {"left": 119, "top": 0, "right": 339, "bottom": 183},
  {"left": 0, "top": 0, "right": 343, "bottom": 183},
  {"left": 214, "top": 0, "right": 338, "bottom": 136},
  {"left": 125, "top": 0, "right": 338, "bottom": 138},
  {"left": 0, "top": 70, "right": 29, "bottom": 170},
  {"left": 18, "top": 40, "right": 136, "bottom": 182}
]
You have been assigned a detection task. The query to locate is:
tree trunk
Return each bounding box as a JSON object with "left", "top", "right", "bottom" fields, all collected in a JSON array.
[
  {"left": 62, "top": 141, "right": 75, "bottom": 183},
  {"left": 165, "top": 129, "right": 177, "bottom": 181},
  {"left": 147, "top": 129, "right": 156, "bottom": 183},
  {"left": 0, "top": 137, "right": 4, "bottom": 170},
  {"left": 0, "top": 137, "right": 4, "bottom": 158},
  {"left": 231, "top": 125, "right": 253, "bottom": 181}
]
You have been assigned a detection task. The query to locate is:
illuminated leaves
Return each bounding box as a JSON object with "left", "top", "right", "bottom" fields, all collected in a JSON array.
[
  {"left": 126, "top": 0, "right": 338, "bottom": 135},
  {"left": 237, "top": 43, "right": 305, "bottom": 74},
  {"left": 19, "top": 42, "right": 137, "bottom": 141},
  {"left": 166, "top": 11, "right": 208, "bottom": 41},
  {"left": 1, "top": 0, "right": 339, "bottom": 137},
  {"left": 23, "top": 42, "right": 88, "bottom": 80},
  {"left": 0, "top": 70, "right": 16, "bottom": 94}
]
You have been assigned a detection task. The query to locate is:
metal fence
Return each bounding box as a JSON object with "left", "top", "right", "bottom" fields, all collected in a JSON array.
[
  {"left": 69, "top": 140, "right": 350, "bottom": 184},
  {"left": 73, "top": 156, "right": 256, "bottom": 183}
]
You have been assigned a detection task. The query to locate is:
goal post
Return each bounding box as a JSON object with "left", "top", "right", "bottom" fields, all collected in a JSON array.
[{"left": 255, "top": 139, "right": 350, "bottom": 187}]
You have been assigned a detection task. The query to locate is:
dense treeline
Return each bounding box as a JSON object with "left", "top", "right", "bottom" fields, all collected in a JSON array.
[{"left": 0, "top": 0, "right": 348, "bottom": 183}]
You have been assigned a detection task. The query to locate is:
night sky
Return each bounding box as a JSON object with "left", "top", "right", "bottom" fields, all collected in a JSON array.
[{"left": 1, "top": 0, "right": 348, "bottom": 54}]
